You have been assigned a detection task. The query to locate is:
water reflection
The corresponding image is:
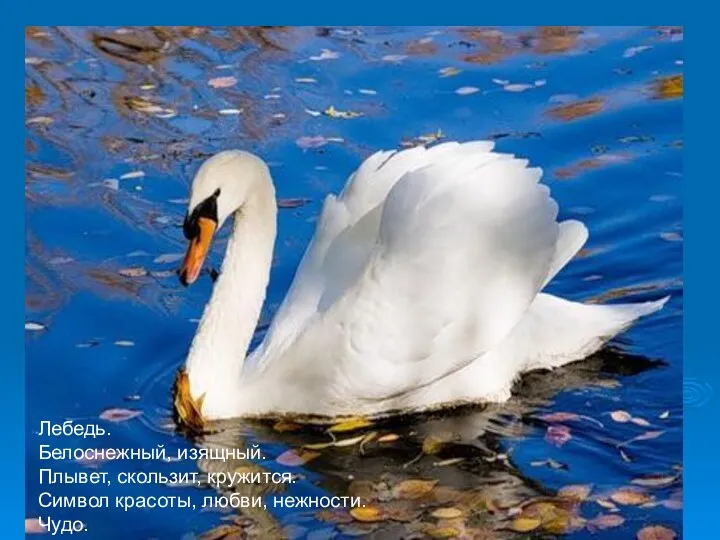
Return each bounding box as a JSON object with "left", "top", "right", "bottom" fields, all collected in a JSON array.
[{"left": 185, "top": 349, "right": 663, "bottom": 538}]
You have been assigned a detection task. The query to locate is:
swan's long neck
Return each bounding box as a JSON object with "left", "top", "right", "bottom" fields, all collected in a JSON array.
[{"left": 185, "top": 180, "right": 277, "bottom": 414}]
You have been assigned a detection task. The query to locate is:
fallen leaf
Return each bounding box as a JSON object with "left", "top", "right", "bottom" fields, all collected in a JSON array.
[
  {"left": 153, "top": 253, "right": 184, "bottom": 264},
  {"left": 295, "top": 77, "right": 317, "bottom": 83},
  {"left": 278, "top": 198, "right": 311, "bottom": 209},
  {"left": 545, "top": 425, "right": 572, "bottom": 447},
  {"left": 118, "top": 267, "right": 148, "bottom": 278},
  {"left": 99, "top": 408, "right": 142, "bottom": 422},
  {"left": 610, "top": 487, "right": 653, "bottom": 506},
  {"left": 25, "top": 322, "right": 46, "bottom": 331},
  {"left": 422, "top": 432, "right": 455, "bottom": 455},
  {"left": 504, "top": 83, "right": 534, "bottom": 92},
  {"left": 359, "top": 431, "right": 378, "bottom": 454},
  {"left": 324, "top": 106, "right": 363, "bottom": 119},
  {"left": 218, "top": 109, "right": 242, "bottom": 115},
  {"left": 531, "top": 458, "right": 568, "bottom": 470},
  {"left": 303, "top": 441, "right": 336, "bottom": 450},
  {"left": 199, "top": 524, "right": 244, "bottom": 540},
  {"left": 425, "top": 526, "right": 461, "bottom": 538},
  {"left": 434, "top": 457, "right": 465, "bottom": 467},
  {"left": 659, "top": 410, "right": 670, "bottom": 419},
  {"left": 358, "top": 88, "right": 377, "bottom": 95},
  {"left": 537, "top": 412, "right": 580, "bottom": 423},
  {"left": 431, "top": 507, "right": 464, "bottom": 519},
  {"left": 276, "top": 448, "right": 320, "bottom": 467},
  {"left": 333, "top": 435, "right": 366, "bottom": 448},
  {"left": 114, "top": 340, "right": 134, "bottom": 347},
  {"left": 625, "top": 430, "right": 665, "bottom": 445},
  {"left": 558, "top": 484, "right": 592, "bottom": 502},
  {"left": 208, "top": 76, "right": 238, "bottom": 89},
  {"left": 309, "top": 49, "right": 339, "bottom": 61},
  {"left": 377, "top": 433, "right": 400, "bottom": 443},
  {"left": 596, "top": 498, "right": 620, "bottom": 512},
  {"left": 382, "top": 54, "right": 407, "bottom": 62},
  {"left": 637, "top": 525, "right": 677, "bottom": 540},
  {"left": 392, "top": 479, "right": 438, "bottom": 500},
  {"left": 25, "top": 518, "right": 46, "bottom": 534},
  {"left": 652, "top": 74, "right": 682, "bottom": 100},
  {"left": 349, "top": 506, "right": 384, "bottom": 522},
  {"left": 660, "top": 232, "right": 682, "bottom": 242},
  {"left": 316, "top": 509, "right": 353, "bottom": 524},
  {"left": 661, "top": 499, "right": 683, "bottom": 510},
  {"left": 623, "top": 45, "right": 652, "bottom": 58},
  {"left": 120, "top": 170, "right": 145, "bottom": 180},
  {"left": 273, "top": 420, "right": 301, "bottom": 433},
  {"left": 455, "top": 86, "right": 479, "bottom": 95},
  {"left": 547, "top": 97, "right": 605, "bottom": 121},
  {"left": 631, "top": 417, "right": 651, "bottom": 427},
  {"left": 296, "top": 136, "right": 329, "bottom": 149},
  {"left": 631, "top": 474, "right": 678, "bottom": 488},
  {"left": 328, "top": 417, "right": 372, "bottom": 433},
  {"left": 510, "top": 517, "right": 542, "bottom": 533},
  {"left": 438, "top": 67, "right": 461, "bottom": 77},
  {"left": 590, "top": 514, "right": 625, "bottom": 529},
  {"left": 610, "top": 410, "right": 632, "bottom": 423}
]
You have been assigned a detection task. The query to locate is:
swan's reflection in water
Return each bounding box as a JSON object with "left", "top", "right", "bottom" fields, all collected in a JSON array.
[{"left": 186, "top": 349, "right": 661, "bottom": 539}]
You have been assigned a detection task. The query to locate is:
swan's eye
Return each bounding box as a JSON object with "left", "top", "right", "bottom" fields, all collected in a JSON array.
[{"left": 184, "top": 193, "right": 219, "bottom": 240}]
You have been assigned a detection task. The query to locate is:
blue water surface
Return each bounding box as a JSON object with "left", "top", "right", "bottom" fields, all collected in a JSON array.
[{"left": 25, "top": 26, "right": 683, "bottom": 539}]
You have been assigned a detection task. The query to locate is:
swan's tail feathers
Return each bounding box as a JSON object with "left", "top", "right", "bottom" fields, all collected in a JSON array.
[
  {"left": 542, "top": 219, "right": 589, "bottom": 289},
  {"left": 520, "top": 294, "right": 670, "bottom": 372}
]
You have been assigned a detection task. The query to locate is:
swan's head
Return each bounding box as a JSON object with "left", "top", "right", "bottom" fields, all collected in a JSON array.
[{"left": 179, "top": 150, "right": 270, "bottom": 286}]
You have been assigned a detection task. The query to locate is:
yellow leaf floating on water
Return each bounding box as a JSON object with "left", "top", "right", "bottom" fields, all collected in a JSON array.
[
  {"left": 392, "top": 479, "right": 438, "bottom": 500},
  {"left": 510, "top": 517, "right": 542, "bottom": 533},
  {"left": 333, "top": 435, "right": 366, "bottom": 448},
  {"left": 431, "top": 507, "right": 464, "bottom": 519},
  {"left": 637, "top": 525, "right": 677, "bottom": 540},
  {"left": 377, "top": 433, "right": 400, "bottom": 443},
  {"left": 323, "top": 105, "right": 363, "bottom": 119},
  {"left": 349, "top": 505, "right": 384, "bottom": 522},
  {"left": 631, "top": 474, "right": 678, "bottom": 488},
  {"left": 303, "top": 441, "right": 336, "bottom": 450},
  {"left": 328, "top": 417, "right": 373, "bottom": 433},
  {"left": 652, "top": 74, "right": 683, "bottom": 100},
  {"left": 425, "top": 526, "right": 462, "bottom": 538},
  {"left": 558, "top": 484, "right": 593, "bottom": 502},
  {"left": 276, "top": 448, "right": 320, "bottom": 467},
  {"left": 422, "top": 432, "right": 455, "bottom": 455}
]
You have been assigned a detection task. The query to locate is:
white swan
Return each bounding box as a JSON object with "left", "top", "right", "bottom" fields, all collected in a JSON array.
[{"left": 174, "top": 141, "right": 668, "bottom": 425}]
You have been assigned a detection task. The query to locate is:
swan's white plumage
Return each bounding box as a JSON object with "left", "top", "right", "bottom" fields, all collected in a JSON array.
[{"left": 183, "top": 142, "right": 668, "bottom": 420}]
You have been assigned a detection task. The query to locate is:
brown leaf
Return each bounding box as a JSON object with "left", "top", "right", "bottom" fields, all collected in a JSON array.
[
  {"left": 610, "top": 487, "right": 653, "bottom": 506},
  {"left": 425, "top": 525, "right": 462, "bottom": 538},
  {"left": 208, "top": 76, "right": 238, "bottom": 89},
  {"left": 652, "top": 75, "right": 683, "bottom": 100},
  {"left": 99, "top": 408, "right": 142, "bottom": 422},
  {"left": 545, "top": 425, "right": 572, "bottom": 447},
  {"left": 392, "top": 479, "right": 438, "bottom": 500},
  {"left": 276, "top": 448, "right": 320, "bottom": 467},
  {"left": 422, "top": 432, "right": 455, "bottom": 454},
  {"left": 610, "top": 410, "right": 632, "bottom": 423},
  {"left": 558, "top": 484, "right": 592, "bottom": 502},
  {"left": 316, "top": 508, "right": 352, "bottom": 524},
  {"left": 547, "top": 97, "right": 605, "bottom": 121},
  {"left": 631, "top": 474, "right": 678, "bottom": 488},
  {"left": 273, "top": 419, "right": 302, "bottom": 433},
  {"left": 637, "top": 525, "right": 677, "bottom": 540},
  {"left": 199, "top": 524, "right": 244, "bottom": 540},
  {"left": 590, "top": 514, "right": 625, "bottom": 529},
  {"left": 510, "top": 517, "right": 542, "bottom": 533},
  {"left": 118, "top": 267, "right": 148, "bottom": 278}
]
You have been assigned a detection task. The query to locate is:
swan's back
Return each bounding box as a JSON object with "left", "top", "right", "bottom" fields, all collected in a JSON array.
[{"left": 249, "top": 141, "right": 584, "bottom": 395}]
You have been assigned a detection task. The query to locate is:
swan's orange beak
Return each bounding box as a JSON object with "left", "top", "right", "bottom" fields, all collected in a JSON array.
[{"left": 179, "top": 217, "right": 216, "bottom": 287}]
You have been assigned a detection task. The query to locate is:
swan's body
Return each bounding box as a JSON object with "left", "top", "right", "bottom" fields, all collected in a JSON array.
[{"left": 178, "top": 142, "right": 667, "bottom": 422}]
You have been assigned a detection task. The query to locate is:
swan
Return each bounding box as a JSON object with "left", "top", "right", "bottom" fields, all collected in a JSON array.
[{"left": 173, "top": 141, "right": 668, "bottom": 428}]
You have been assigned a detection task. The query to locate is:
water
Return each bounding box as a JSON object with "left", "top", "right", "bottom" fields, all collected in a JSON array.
[{"left": 25, "top": 26, "right": 682, "bottom": 539}]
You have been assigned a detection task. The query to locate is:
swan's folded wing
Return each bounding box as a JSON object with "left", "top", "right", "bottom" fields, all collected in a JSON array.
[
  {"left": 291, "top": 148, "right": 562, "bottom": 401},
  {"left": 255, "top": 142, "right": 495, "bottom": 364}
]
